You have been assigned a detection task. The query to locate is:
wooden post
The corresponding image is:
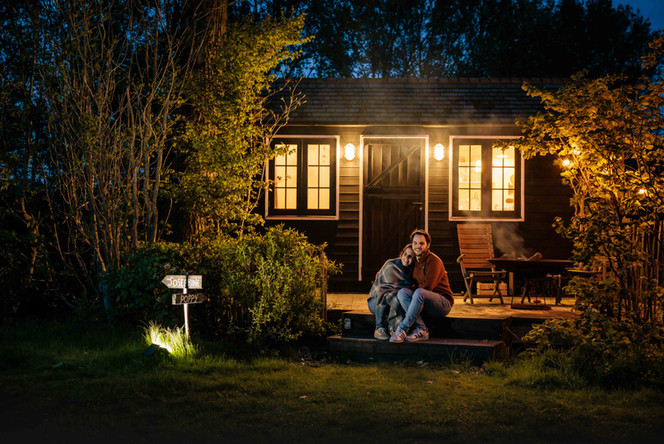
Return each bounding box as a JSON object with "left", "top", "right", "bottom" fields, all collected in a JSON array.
[
  {"left": 183, "top": 283, "right": 189, "bottom": 340},
  {"left": 320, "top": 251, "right": 327, "bottom": 321}
]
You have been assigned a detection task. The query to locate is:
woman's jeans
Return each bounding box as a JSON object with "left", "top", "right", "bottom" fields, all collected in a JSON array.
[
  {"left": 396, "top": 287, "right": 451, "bottom": 332},
  {"left": 367, "top": 296, "right": 388, "bottom": 329}
]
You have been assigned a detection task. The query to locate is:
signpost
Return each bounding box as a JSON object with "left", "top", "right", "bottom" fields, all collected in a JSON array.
[
  {"left": 161, "top": 275, "right": 202, "bottom": 289},
  {"left": 162, "top": 274, "right": 204, "bottom": 339}
]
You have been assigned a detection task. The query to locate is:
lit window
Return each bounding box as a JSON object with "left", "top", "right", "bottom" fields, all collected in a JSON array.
[
  {"left": 269, "top": 138, "right": 337, "bottom": 217},
  {"left": 491, "top": 145, "right": 516, "bottom": 212},
  {"left": 274, "top": 144, "right": 298, "bottom": 210},
  {"left": 451, "top": 139, "right": 522, "bottom": 219}
]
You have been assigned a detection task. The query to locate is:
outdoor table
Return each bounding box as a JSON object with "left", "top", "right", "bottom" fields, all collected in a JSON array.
[{"left": 488, "top": 259, "right": 573, "bottom": 307}]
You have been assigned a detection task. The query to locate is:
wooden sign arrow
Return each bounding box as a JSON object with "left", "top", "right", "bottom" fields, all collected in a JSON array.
[
  {"left": 172, "top": 293, "right": 207, "bottom": 305},
  {"left": 161, "top": 275, "right": 203, "bottom": 289}
]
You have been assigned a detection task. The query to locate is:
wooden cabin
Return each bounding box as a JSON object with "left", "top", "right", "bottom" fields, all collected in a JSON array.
[{"left": 264, "top": 78, "right": 573, "bottom": 293}]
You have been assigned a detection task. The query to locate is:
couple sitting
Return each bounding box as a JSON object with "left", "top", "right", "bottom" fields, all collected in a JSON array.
[{"left": 367, "top": 229, "right": 455, "bottom": 343}]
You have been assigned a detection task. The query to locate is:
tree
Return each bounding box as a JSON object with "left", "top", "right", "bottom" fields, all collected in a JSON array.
[
  {"left": 504, "top": 36, "right": 664, "bottom": 323},
  {"left": 0, "top": 1, "right": 53, "bottom": 315},
  {"left": 246, "top": 0, "right": 657, "bottom": 79},
  {"left": 178, "top": 13, "right": 308, "bottom": 239}
]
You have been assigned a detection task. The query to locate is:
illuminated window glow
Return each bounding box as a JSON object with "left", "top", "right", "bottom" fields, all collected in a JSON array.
[
  {"left": 269, "top": 138, "right": 337, "bottom": 217},
  {"left": 452, "top": 139, "right": 522, "bottom": 219},
  {"left": 274, "top": 144, "right": 298, "bottom": 210}
]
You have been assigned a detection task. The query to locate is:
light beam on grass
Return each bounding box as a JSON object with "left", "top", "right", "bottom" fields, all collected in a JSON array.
[{"left": 143, "top": 322, "right": 197, "bottom": 358}]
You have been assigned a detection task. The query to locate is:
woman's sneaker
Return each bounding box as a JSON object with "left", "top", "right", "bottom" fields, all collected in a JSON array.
[
  {"left": 405, "top": 327, "right": 429, "bottom": 342},
  {"left": 389, "top": 328, "right": 407, "bottom": 343},
  {"left": 374, "top": 327, "right": 389, "bottom": 340}
]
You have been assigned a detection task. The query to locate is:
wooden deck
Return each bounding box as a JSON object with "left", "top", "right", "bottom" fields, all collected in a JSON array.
[
  {"left": 325, "top": 292, "right": 578, "bottom": 364},
  {"left": 326, "top": 292, "right": 579, "bottom": 320}
]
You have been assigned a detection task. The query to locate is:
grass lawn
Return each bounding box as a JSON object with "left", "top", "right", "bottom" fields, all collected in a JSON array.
[{"left": 1, "top": 320, "right": 663, "bottom": 444}]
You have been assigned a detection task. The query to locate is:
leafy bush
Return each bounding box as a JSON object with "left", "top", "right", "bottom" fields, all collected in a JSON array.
[
  {"left": 525, "top": 309, "right": 664, "bottom": 388},
  {"left": 105, "top": 242, "right": 190, "bottom": 325},
  {"left": 106, "top": 225, "right": 340, "bottom": 347}
]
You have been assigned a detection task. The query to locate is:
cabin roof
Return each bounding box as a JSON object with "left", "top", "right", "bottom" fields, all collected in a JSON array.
[{"left": 271, "top": 78, "right": 566, "bottom": 126}]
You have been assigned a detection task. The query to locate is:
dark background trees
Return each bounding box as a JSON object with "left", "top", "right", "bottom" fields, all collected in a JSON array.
[{"left": 241, "top": 0, "right": 658, "bottom": 78}]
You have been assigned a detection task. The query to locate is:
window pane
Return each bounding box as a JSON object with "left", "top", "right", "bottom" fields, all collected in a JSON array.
[
  {"left": 308, "top": 166, "right": 318, "bottom": 187},
  {"left": 286, "top": 189, "right": 297, "bottom": 209},
  {"left": 275, "top": 189, "right": 285, "bottom": 209},
  {"left": 504, "top": 146, "right": 515, "bottom": 167},
  {"left": 319, "top": 144, "right": 330, "bottom": 165},
  {"left": 275, "top": 153, "right": 286, "bottom": 166},
  {"left": 470, "top": 167, "right": 481, "bottom": 186},
  {"left": 470, "top": 145, "right": 482, "bottom": 164},
  {"left": 286, "top": 166, "right": 297, "bottom": 187},
  {"left": 459, "top": 190, "right": 469, "bottom": 211},
  {"left": 459, "top": 168, "right": 469, "bottom": 187},
  {"left": 275, "top": 166, "right": 286, "bottom": 184},
  {"left": 319, "top": 166, "right": 330, "bottom": 187},
  {"left": 308, "top": 144, "right": 319, "bottom": 166},
  {"left": 504, "top": 168, "right": 515, "bottom": 189},
  {"left": 470, "top": 190, "right": 481, "bottom": 211},
  {"left": 505, "top": 191, "right": 515, "bottom": 211},
  {"left": 492, "top": 190, "right": 503, "bottom": 211},
  {"left": 459, "top": 145, "right": 469, "bottom": 165},
  {"left": 286, "top": 145, "right": 297, "bottom": 165},
  {"left": 307, "top": 189, "right": 318, "bottom": 209},
  {"left": 492, "top": 168, "right": 503, "bottom": 188},
  {"left": 319, "top": 189, "right": 330, "bottom": 209}
]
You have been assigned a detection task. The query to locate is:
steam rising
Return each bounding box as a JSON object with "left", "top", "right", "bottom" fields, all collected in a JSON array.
[{"left": 493, "top": 223, "right": 530, "bottom": 259}]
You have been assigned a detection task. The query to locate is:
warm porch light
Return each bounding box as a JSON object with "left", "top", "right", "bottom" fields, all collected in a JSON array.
[
  {"left": 344, "top": 143, "right": 356, "bottom": 161},
  {"left": 433, "top": 143, "right": 445, "bottom": 160},
  {"left": 562, "top": 158, "right": 571, "bottom": 168}
]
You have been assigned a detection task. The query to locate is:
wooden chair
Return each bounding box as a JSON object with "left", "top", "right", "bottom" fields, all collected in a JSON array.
[{"left": 456, "top": 224, "right": 507, "bottom": 304}]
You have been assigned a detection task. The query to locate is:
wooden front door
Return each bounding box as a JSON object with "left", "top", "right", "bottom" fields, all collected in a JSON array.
[{"left": 363, "top": 139, "right": 425, "bottom": 283}]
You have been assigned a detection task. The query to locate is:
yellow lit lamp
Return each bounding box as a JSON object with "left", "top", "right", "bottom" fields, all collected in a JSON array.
[
  {"left": 433, "top": 143, "right": 445, "bottom": 161},
  {"left": 344, "top": 143, "right": 356, "bottom": 161}
]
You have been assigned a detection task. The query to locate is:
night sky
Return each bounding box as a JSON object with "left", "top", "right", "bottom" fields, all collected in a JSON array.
[{"left": 613, "top": 0, "right": 664, "bottom": 30}]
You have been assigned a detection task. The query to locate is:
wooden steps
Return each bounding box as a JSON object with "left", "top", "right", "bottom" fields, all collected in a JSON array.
[
  {"left": 327, "top": 334, "right": 507, "bottom": 364},
  {"left": 327, "top": 311, "right": 513, "bottom": 365}
]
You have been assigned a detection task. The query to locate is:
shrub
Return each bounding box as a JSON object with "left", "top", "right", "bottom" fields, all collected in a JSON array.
[
  {"left": 203, "top": 226, "right": 341, "bottom": 346},
  {"left": 524, "top": 310, "right": 664, "bottom": 388},
  {"left": 106, "top": 225, "right": 340, "bottom": 348},
  {"left": 105, "top": 242, "right": 190, "bottom": 325}
]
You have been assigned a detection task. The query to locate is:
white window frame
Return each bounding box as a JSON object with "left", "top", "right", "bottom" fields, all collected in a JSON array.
[
  {"left": 265, "top": 135, "right": 340, "bottom": 220},
  {"left": 448, "top": 135, "right": 525, "bottom": 222}
]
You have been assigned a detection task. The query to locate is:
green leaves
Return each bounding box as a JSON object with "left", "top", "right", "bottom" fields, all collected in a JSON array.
[
  {"left": 177, "top": 15, "right": 308, "bottom": 239},
  {"left": 513, "top": 36, "right": 664, "bottom": 386}
]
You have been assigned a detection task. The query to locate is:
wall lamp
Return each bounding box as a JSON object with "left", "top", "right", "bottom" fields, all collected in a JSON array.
[
  {"left": 433, "top": 143, "right": 445, "bottom": 161},
  {"left": 344, "top": 143, "right": 356, "bottom": 161}
]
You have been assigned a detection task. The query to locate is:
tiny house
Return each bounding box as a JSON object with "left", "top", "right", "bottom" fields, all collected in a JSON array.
[{"left": 265, "top": 78, "right": 573, "bottom": 292}]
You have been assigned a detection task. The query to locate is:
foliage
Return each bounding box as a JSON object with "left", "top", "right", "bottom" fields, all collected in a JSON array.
[
  {"left": 524, "top": 310, "right": 664, "bottom": 388},
  {"left": 505, "top": 36, "right": 664, "bottom": 386},
  {"left": 106, "top": 225, "right": 340, "bottom": 347},
  {"left": 177, "top": 14, "right": 309, "bottom": 239},
  {"left": 507, "top": 36, "right": 664, "bottom": 322},
  {"left": 240, "top": 0, "right": 657, "bottom": 78},
  {"left": 0, "top": 1, "right": 309, "bottom": 320},
  {"left": 212, "top": 225, "right": 342, "bottom": 345},
  {"left": 104, "top": 242, "right": 190, "bottom": 325}
]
